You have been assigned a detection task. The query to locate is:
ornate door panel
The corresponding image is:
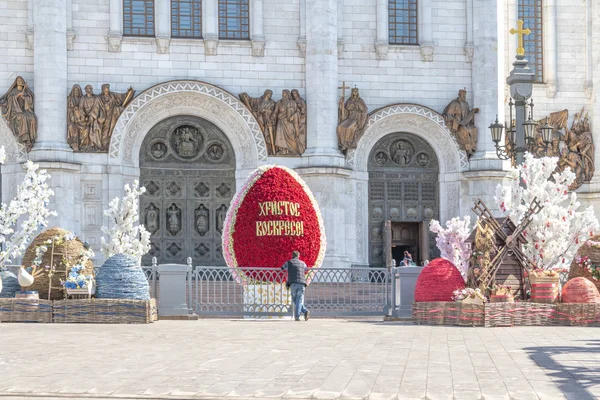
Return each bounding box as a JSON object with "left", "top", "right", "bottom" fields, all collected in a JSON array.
[
  {"left": 139, "top": 116, "right": 235, "bottom": 266},
  {"left": 368, "top": 133, "right": 440, "bottom": 266}
]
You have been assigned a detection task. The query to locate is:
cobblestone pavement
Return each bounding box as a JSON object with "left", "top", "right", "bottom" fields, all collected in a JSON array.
[{"left": 0, "top": 320, "right": 599, "bottom": 400}]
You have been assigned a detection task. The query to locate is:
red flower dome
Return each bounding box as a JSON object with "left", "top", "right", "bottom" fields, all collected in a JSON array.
[
  {"left": 414, "top": 258, "right": 465, "bottom": 302},
  {"left": 222, "top": 165, "right": 326, "bottom": 284},
  {"left": 561, "top": 277, "right": 600, "bottom": 304}
]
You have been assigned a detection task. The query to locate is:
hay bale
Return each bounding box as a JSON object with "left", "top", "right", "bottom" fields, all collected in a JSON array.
[
  {"left": 414, "top": 258, "right": 465, "bottom": 302},
  {"left": 96, "top": 254, "right": 150, "bottom": 300},
  {"left": 562, "top": 277, "right": 600, "bottom": 304},
  {"left": 569, "top": 236, "right": 600, "bottom": 292},
  {"left": 0, "top": 270, "right": 19, "bottom": 298},
  {"left": 21, "top": 228, "right": 94, "bottom": 300}
]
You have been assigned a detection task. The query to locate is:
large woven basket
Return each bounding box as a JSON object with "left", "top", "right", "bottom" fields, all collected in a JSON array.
[
  {"left": 569, "top": 236, "right": 600, "bottom": 292},
  {"left": 529, "top": 274, "right": 560, "bottom": 304},
  {"left": 21, "top": 228, "right": 95, "bottom": 300},
  {"left": 561, "top": 277, "right": 600, "bottom": 304},
  {"left": 0, "top": 270, "right": 19, "bottom": 298},
  {"left": 96, "top": 254, "right": 150, "bottom": 300}
]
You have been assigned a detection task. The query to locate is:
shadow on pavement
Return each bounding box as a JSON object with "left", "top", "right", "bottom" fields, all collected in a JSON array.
[{"left": 524, "top": 340, "right": 600, "bottom": 399}]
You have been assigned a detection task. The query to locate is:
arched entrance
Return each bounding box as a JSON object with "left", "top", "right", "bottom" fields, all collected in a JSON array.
[
  {"left": 367, "top": 132, "right": 439, "bottom": 266},
  {"left": 139, "top": 115, "right": 235, "bottom": 265}
]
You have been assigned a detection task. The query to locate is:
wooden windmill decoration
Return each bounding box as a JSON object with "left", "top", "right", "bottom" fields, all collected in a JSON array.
[{"left": 471, "top": 197, "right": 543, "bottom": 299}]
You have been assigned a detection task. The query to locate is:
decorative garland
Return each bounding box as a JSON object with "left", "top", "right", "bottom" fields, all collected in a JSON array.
[{"left": 222, "top": 165, "right": 326, "bottom": 285}]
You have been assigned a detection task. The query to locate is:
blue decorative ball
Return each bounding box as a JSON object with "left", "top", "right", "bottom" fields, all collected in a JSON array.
[
  {"left": 0, "top": 270, "right": 19, "bottom": 298},
  {"left": 96, "top": 254, "right": 150, "bottom": 300}
]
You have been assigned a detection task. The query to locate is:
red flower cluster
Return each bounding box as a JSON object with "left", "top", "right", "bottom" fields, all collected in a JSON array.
[{"left": 230, "top": 167, "right": 324, "bottom": 282}]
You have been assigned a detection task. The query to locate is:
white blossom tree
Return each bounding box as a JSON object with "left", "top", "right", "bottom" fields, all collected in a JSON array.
[
  {"left": 101, "top": 181, "right": 151, "bottom": 260},
  {"left": 429, "top": 216, "right": 472, "bottom": 279},
  {"left": 0, "top": 146, "right": 56, "bottom": 266},
  {"left": 495, "top": 153, "right": 599, "bottom": 270}
]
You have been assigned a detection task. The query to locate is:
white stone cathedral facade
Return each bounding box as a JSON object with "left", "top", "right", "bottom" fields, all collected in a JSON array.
[{"left": 0, "top": 0, "right": 598, "bottom": 267}]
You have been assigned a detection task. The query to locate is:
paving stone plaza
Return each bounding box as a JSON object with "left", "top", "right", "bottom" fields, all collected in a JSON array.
[{"left": 0, "top": 320, "right": 599, "bottom": 400}]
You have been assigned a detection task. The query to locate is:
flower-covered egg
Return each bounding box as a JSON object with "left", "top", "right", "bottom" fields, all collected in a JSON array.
[{"left": 222, "top": 165, "right": 326, "bottom": 282}]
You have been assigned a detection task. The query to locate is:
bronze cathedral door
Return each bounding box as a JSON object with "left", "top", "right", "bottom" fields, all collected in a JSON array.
[
  {"left": 139, "top": 116, "right": 235, "bottom": 266},
  {"left": 368, "top": 132, "right": 440, "bottom": 266}
]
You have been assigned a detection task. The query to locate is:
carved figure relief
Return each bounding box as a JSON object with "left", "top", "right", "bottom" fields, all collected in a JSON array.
[
  {"left": 392, "top": 140, "right": 412, "bottom": 165},
  {"left": 0, "top": 76, "right": 37, "bottom": 151},
  {"left": 166, "top": 203, "right": 182, "bottom": 236},
  {"left": 536, "top": 109, "right": 595, "bottom": 190},
  {"left": 67, "top": 83, "right": 135, "bottom": 152},
  {"left": 442, "top": 89, "right": 479, "bottom": 158},
  {"left": 216, "top": 204, "right": 227, "bottom": 234},
  {"left": 145, "top": 203, "right": 160, "bottom": 234},
  {"left": 337, "top": 86, "right": 368, "bottom": 154},
  {"left": 239, "top": 89, "right": 307, "bottom": 156},
  {"left": 172, "top": 125, "right": 201, "bottom": 158},
  {"left": 207, "top": 144, "right": 224, "bottom": 161},
  {"left": 374, "top": 151, "right": 388, "bottom": 166},
  {"left": 416, "top": 152, "right": 430, "bottom": 167},
  {"left": 195, "top": 205, "right": 209, "bottom": 236},
  {"left": 151, "top": 142, "right": 168, "bottom": 159}
]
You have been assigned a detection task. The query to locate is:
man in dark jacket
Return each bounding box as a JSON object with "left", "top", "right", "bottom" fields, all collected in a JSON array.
[{"left": 281, "top": 250, "right": 310, "bottom": 321}]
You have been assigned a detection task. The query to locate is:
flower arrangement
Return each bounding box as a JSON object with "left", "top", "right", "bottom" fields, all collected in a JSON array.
[
  {"left": 452, "top": 288, "right": 486, "bottom": 302},
  {"left": 222, "top": 165, "right": 326, "bottom": 285},
  {"left": 495, "top": 153, "right": 599, "bottom": 270},
  {"left": 0, "top": 147, "right": 56, "bottom": 268},
  {"left": 574, "top": 255, "right": 600, "bottom": 281},
  {"left": 62, "top": 264, "right": 93, "bottom": 290},
  {"left": 429, "top": 216, "right": 472, "bottom": 280},
  {"left": 101, "top": 181, "right": 151, "bottom": 260},
  {"left": 491, "top": 284, "right": 512, "bottom": 296}
]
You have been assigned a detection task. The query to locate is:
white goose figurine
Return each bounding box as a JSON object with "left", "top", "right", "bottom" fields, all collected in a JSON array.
[{"left": 17, "top": 266, "right": 35, "bottom": 287}]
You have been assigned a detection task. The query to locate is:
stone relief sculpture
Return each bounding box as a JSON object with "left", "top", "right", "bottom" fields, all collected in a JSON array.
[
  {"left": 337, "top": 86, "right": 368, "bottom": 154},
  {"left": 145, "top": 203, "right": 160, "bottom": 234},
  {"left": 0, "top": 76, "right": 37, "bottom": 151},
  {"left": 442, "top": 89, "right": 479, "bottom": 158},
  {"left": 554, "top": 110, "right": 595, "bottom": 190},
  {"left": 195, "top": 205, "right": 209, "bottom": 236},
  {"left": 67, "top": 83, "right": 135, "bottom": 152},
  {"left": 392, "top": 141, "right": 411, "bottom": 165},
  {"left": 216, "top": 204, "right": 227, "bottom": 234},
  {"left": 166, "top": 203, "right": 182, "bottom": 236},
  {"left": 239, "top": 89, "right": 306, "bottom": 156}
]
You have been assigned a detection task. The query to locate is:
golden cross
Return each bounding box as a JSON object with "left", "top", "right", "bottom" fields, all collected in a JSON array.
[
  {"left": 510, "top": 20, "right": 531, "bottom": 56},
  {"left": 338, "top": 81, "right": 350, "bottom": 99}
]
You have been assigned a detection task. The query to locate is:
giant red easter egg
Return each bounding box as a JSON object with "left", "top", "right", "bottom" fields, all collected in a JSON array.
[
  {"left": 414, "top": 258, "right": 465, "bottom": 302},
  {"left": 222, "top": 165, "right": 326, "bottom": 283}
]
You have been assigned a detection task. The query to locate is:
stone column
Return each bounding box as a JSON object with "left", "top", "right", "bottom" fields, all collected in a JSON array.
[
  {"left": 251, "top": 0, "right": 265, "bottom": 56},
  {"left": 204, "top": 0, "right": 219, "bottom": 55},
  {"left": 31, "top": 0, "right": 81, "bottom": 234},
  {"left": 375, "top": 0, "right": 388, "bottom": 59},
  {"left": 543, "top": 0, "right": 557, "bottom": 97},
  {"left": 588, "top": 1, "right": 600, "bottom": 192},
  {"left": 32, "top": 0, "right": 72, "bottom": 156},
  {"left": 107, "top": 0, "right": 123, "bottom": 51},
  {"left": 303, "top": 0, "right": 342, "bottom": 165},
  {"left": 155, "top": 0, "right": 171, "bottom": 54},
  {"left": 468, "top": 0, "right": 504, "bottom": 171}
]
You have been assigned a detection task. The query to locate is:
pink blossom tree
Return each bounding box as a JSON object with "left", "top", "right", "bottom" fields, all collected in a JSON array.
[
  {"left": 429, "top": 216, "right": 472, "bottom": 279},
  {"left": 495, "top": 153, "right": 599, "bottom": 270}
]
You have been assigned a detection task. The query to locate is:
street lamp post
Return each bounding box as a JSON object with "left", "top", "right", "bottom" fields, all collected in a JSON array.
[{"left": 489, "top": 20, "right": 554, "bottom": 166}]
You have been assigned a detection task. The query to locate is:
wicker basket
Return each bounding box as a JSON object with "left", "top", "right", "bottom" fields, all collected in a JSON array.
[
  {"left": 569, "top": 235, "right": 600, "bottom": 292},
  {"left": 21, "top": 228, "right": 94, "bottom": 300},
  {"left": 484, "top": 303, "right": 515, "bottom": 327},
  {"left": 513, "top": 303, "right": 556, "bottom": 326},
  {"left": 412, "top": 302, "right": 484, "bottom": 326},
  {"left": 529, "top": 275, "right": 560, "bottom": 303},
  {"left": 53, "top": 298, "right": 156, "bottom": 324},
  {"left": 412, "top": 302, "right": 449, "bottom": 325},
  {"left": 445, "top": 302, "right": 484, "bottom": 326},
  {"left": 490, "top": 294, "right": 514, "bottom": 303},
  {"left": 0, "top": 298, "right": 53, "bottom": 322},
  {"left": 552, "top": 303, "right": 600, "bottom": 327}
]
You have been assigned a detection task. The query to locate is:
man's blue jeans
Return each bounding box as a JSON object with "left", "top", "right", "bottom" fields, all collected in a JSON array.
[{"left": 290, "top": 283, "right": 308, "bottom": 319}]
